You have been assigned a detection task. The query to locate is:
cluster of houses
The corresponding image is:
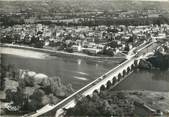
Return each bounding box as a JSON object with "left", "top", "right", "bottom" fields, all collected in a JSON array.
[{"left": 1, "top": 24, "right": 169, "bottom": 56}]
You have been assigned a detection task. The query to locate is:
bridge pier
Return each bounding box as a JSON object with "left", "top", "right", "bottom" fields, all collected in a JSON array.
[
  {"left": 117, "top": 73, "right": 122, "bottom": 82},
  {"left": 134, "top": 60, "right": 140, "bottom": 67},
  {"left": 112, "top": 77, "right": 117, "bottom": 85},
  {"left": 122, "top": 70, "right": 127, "bottom": 77}
]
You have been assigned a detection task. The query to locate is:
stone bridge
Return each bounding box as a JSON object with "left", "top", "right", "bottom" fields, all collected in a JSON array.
[{"left": 27, "top": 41, "right": 156, "bottom": 117}]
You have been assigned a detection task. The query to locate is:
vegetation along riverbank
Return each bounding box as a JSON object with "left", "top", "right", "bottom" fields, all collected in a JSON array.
[
  {"left": 0, "top": 43, "right": 125, "bottom": 61},
  {"left": 139, "top": 42, "right": 169, "bottom": 70},
  {"left": 65, "top": 90, "right": 169, "bottom": 117},
  {"left": 0, "top": 64, "right": 74, "bottom": 116}
]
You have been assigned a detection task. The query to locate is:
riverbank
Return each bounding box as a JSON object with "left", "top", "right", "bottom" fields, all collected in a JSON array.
[
  {"left": 138, "top": 55, "right": 169, "bottom": 70},
  {"left": 66, "top": 90, "right": 169, "bottom": 117},
  {"left": 115, "top": 90, "right": 169, "bottom": 116},
  {"left": 0, "top": 64, "right": 74, "bottom": 116},
  {"left": 1, "top": 46, "right": 49, "bottom": 59},
  {"left": 138, "top": 42, "right": 169, "bottom": 70},
  {"left": 0, "top": 43, "right": 125, "bottom": 61}
]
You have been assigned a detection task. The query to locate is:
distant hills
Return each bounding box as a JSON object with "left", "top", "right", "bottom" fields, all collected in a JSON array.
[{"left": 0, "top": 0, "right": 169, "bottom": 14}]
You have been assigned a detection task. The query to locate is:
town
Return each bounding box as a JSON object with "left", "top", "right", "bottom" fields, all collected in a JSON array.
[
  {"left": 1, "top": 24, "right": 169, "bottom": 57},
  {"left": 0, "top": 0, "right": 169, "bottom": 117}
]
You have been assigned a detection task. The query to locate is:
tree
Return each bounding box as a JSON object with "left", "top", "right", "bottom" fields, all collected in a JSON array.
[
  {"left": 5, "top": 89, "right": 15, "bottom": 102},
  {"left": 40, "top": 78, "right": 52, "bottom": 94},
  {"left": 18, "top": 78, "right": 26, "bottom": 89},
  {"left": 66, "top": 84, "right": 74, "bottom": 95},
  {"left": 65, "top": 47, "right": 73, "bottom": 53},
  {"left": 0, "top": 72, "right": 5, "bottom": 90},
  {"left": 13, "top": 87, "right": 27, "bottom": 107},
  {"left": 27, "top": 99, "right": 41, "bottom": 111},
  {"left": 30, "top": 89, "right": 45, "bottom": 101},
  {"left": 102, "top": 47, "right": 115, "bottom": 56},
  {"left": 24, "top": 74, "right": 34, "bottom": 87},
  {"left": 100, "top": 100, "right": 112, "bottom": 116},
  {"left": 41, "top": 95, "right": 50, "bottom": 106},
  {"left": 48, "top": 94, "right": 59, "bottom": 105},
  {"left": 27, "top": 88, "right": 46, "bottom": 111}
]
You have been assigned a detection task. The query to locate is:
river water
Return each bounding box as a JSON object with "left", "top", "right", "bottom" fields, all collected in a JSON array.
[
  {"left": 1, "top": 47, "right": 169, "bottom": 92},
  {"left": 1, "top": 47, "right": 119, "bottom": 90},
  {"left": 113, "top": 69, "right": 169, "bottom": 92}
]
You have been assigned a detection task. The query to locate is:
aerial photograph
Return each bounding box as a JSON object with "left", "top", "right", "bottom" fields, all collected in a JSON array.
[{"left": 0, "top": 0, "right": 169, "bottom": 117}]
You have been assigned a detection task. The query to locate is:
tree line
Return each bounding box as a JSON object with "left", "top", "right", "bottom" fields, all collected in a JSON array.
[{"left": 1, "top": 15, "right": 169, "bottom": 26}]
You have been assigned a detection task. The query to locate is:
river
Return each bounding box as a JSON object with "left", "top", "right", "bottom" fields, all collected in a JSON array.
[
  {"left": 1, "top": 47, "right": 119, "bottom": 90},
  {"left": 113, "top": 69, "right": 169, "bottom": 92},
  {"left": 1, "top": 46, "right": 169, "bottom": 117},
  {"left": 1, "top": 47, "right": 169, "bottom": 91}
]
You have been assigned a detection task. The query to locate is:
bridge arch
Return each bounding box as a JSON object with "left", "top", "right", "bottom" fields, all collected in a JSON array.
[
  {"left": 106, "top": 80, "right": 112, "bottom": 89},
  {"left": 100, "top": 84, "right": 106, "bottom": 91},
  {"left": 93, "top": 89, "right": 100, "bottom": 95},
  {"left": 127, "top": 67, "right": 131, "bottom": 73},
  {"left": 86, "top": 95, "right": 92, "bottom": 99},
  {"left": 134, "top": 60, "right": 139, "bottom": 66},
  {"left": 117, "top": 73, "right": 122, "bottom": 81},
  {"left": 131, "top": 64, "right": 135, "bottom": 70}
]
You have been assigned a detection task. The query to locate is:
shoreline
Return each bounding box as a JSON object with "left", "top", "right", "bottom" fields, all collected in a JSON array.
[
  {"left": 108, "top": 90, "right": 169, "bottom": 116},
  {"left": 0, "top": 43, "right": 125, "bottom": 61},
  {"left": 117, "top": 90, "right": 169, "bottom": 114}
]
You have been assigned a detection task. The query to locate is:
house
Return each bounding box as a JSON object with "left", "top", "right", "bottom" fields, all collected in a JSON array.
[
  {"left": 87, "top": 42, "right": 96, "bottom": 48},
  {"left": 83, "top": 48, "right": 101, "bottom": 54},
  {"left": 96, "top": 44, "right": 105, "bottom": 50},
  {"left": 72, "top": 45, "right": 82, "bottom": 52}
]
